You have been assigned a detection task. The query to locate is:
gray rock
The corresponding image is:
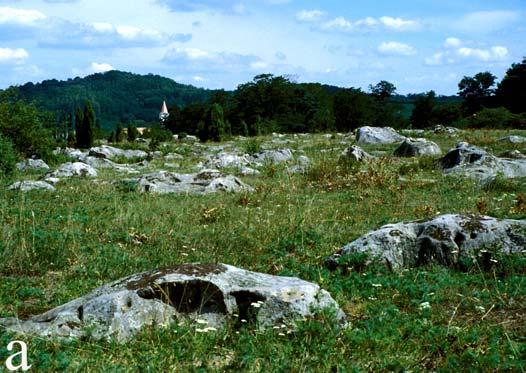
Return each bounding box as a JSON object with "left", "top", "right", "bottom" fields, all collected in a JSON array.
[
  {"left": 356, "top": 126, "right": 406, "bottom": 145},
  {"left": 500, "top": 150, "right": 526, "bottom": 159},
  {"left": 433, "top": 125, "right": 459, "bottom": 134},
  {"left": 53, "top": 147, "right": 88, "bottom": 160},
  {"left": 341, "top": 145, "right": 374, "bottom": 162},
  {"left": 440, "top": 142, "right": 526, "bottom": 183},
  {"left": 394, "top": 138, "right": 442, "bottom": 157},
  {"left": 46, "top": 162, "right": 98, "bottom": 178},
  {"left": 165, "top": 153, "right": 184, "bottom": 161},
  {"left": 82, "top": 157, "right": 138, "bottom": 173},
  {"left": 326, "top": 214, "right": 526, "bottom": 270},
  {"left": 498, "top": 135, "right": 526, "bottom": 144},
  {"left": 251, "top": 149, "right": 293, "bottom": 164},
  {"left": 239, "top": 167, "right": 260, "bottom": 176},
  {"left": 204, "top": 153, "right": 252, "bottom": 169},
  {"left": 136, "top": 170, "right": 253, "bottom": 194},
  {"left": 9, "top": 181, "right": 55, "bottom": 192},
  {"left": 16, "top": 159, "right": 50, "bottom": 172},
  {"left": 89, "top": 145, "right": 148, "bottom": 160},
  {"left": 1, "top": 263, "right": 346, "bottom": 342}
]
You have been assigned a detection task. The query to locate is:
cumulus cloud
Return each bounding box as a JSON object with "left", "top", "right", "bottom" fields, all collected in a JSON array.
[
  {"left": 91, "top": 62, "right": 114, "bottom": 73},
  {"left": 38, "top": 20, "right": 190, "bottom": 48},
  {"left": 321, "top": 15, "right": 420, "bottom": 32},
  {"left": 0, "top": 47, "right": 28, "bottom": 63},
  {"left": 457, "top": 46, "right": 508, "bottom": 61},
  {"left": 444, "top": 37, "right": 462, "bottom": 48},
  {"left": 455, "top": 10, "right": 521, "bottom": 33},
  {"left": 425, "top": 42, "right": 509, "bottom": 65},
  {"left": 0, "top": 6, "right": 46, "bottom": 25},
  {"left": 296, "top": 9, "right": 326, "bottom": 22},
  {"left": 377, "top": 41, "right": 416, "bottom": 56}
]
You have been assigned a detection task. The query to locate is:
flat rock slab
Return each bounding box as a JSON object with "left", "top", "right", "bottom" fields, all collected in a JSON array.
[
  {"left": 356, "top": 126, "right": 406, "bottom": 145},
  {"left": 1, "top": 264, "right": 346, "bottom": 342},
  {"left": 9, "top": 181, "right": 55, "bottom": 192},
  {"left": 394, "top": 138, "right": 441, "bottom": 157},
  {"left": 46, "top": 162, "right": 98, "bottom": 178},
  {"left": 136, "top": 169, "right": 253, "bottom": 194},
  {"left": 326, "top": 214, "right": 526, "bottom": 270},
  {"left": 251, "top": 149, "right": 293, "bottom": 164},
  {"left": 440, "top": 142, "right": 526, "bottom": 183},
  {"left": 89, "top": 145, "right": 148, "bottom": 160},
  {"left": 498, "top": 135, "right": 526, "bottom": 144}
]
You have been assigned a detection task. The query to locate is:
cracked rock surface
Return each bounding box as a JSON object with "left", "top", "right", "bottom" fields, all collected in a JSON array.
[
  {"left": 326, "top": 214, "right": 526, "bottom": 270},
  {"left": 1, "top": 264, "right": 346, "bottom": 342}
]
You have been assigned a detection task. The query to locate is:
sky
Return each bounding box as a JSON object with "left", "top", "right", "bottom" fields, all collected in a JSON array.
[{"left": 0, "top": 0, "right": 525, "bottom": 94}]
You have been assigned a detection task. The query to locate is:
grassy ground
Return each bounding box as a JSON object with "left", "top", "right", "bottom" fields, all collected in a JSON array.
[{"left": 0, "top": 129, "right": 525, "bottom": 371}]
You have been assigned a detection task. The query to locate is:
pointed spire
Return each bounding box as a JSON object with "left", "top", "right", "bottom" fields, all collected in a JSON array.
[{"left": 159, "top": 100, "right": 169, "bottom": 120}]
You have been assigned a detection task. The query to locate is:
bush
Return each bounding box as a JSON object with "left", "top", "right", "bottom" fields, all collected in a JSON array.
[
  {"left": 467, "top": 107, "right": 526, "bottom": 129},
  {"left": 242, "top": 138, "right": 262, "bottom": 155},
  {"left": 0, "top": 134, "right": 18, "bottom": 177}
]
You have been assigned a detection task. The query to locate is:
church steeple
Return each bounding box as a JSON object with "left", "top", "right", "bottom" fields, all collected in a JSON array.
[{"left": 159, "top": 100, "right": 169, "bottom": 121}]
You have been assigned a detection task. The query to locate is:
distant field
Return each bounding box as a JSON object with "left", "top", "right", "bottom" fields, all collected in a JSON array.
[{"left": 1, "top": 129, "right": 525, "bottom": 371}]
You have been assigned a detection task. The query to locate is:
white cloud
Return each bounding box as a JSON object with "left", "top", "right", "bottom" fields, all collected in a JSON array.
[
  {"left": 455, "top": 10, "right": 521, "bottom": 33},
  {"left": 377, "top": 41, "right": 416, "bottom": 56},
  {"left": 444, "top": 37, "right": 461, "bottom": 48},
  {"left": 457, "top": 46, "right": 508, "bottom": 61},
  {"left": 90, "top": 62, "right": 114, "bottom": 73},
  {"left": 0, "top": 7, "right": 46, "bottom": 25},
  {"left": 322, "top": 17, "right": 352, "bottom": 31},
  {"left": 296, "top": 9, "right": 326, "bottom": 22},
  {"left": 0, "top": 47, "right": 29, "bottom": 63},
  {"left": 163, "top": 48, "right": 263, "bottom": 73},
  {"left": 379, "top": 16, "right": 419, "bottom": 31}
]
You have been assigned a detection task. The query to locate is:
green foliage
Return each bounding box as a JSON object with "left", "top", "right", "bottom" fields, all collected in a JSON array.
[
  {"left": 465, "top": 107, "right": 526, "bottom": 129},
  {"left": 241, "top": 138, "right": 263, "bottom": 155},
  {"left": 143, "top": 124, "right": 173, "bottom": 149},
  {"left": 458, "top": 71, "right": 497, "bottom": 115},
  {"left": 0, "top": 134, "right": 17, "bottom": 177},
  {"left": 496, "top": 57, "right": 526, "bottom": 114},
  {"left": 411, "top": 91, "right": 436, "bottom": 128},
  {"left": 115, "top": 123, "right": 124, "bottom": 143},
  {"left": 76, "top": 101, "right": 95, "bottom": 149},
  {"left": 198, "top": 103, "right": 228, "bottom": 142},
  {"left": 369, "top": 80, "right": 397, "bottom": 101},
  {"left": 127, "top": 124, "right": 139, "bottom": 142},
  {"left": 333, "top": 88, "right": 374, "bottom": 131},
  {"left": 0, "top": 88, "right": 56, "bottom": 160}
]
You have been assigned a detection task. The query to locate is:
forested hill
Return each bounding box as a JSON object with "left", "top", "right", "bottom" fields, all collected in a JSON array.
[{"left": 17, "top": 71, "right": 214, "bottom": 129}]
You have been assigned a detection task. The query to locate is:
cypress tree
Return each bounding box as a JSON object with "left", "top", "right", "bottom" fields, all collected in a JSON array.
[{"left": 77, "top": 101, "right": 95, "bottom": 148}]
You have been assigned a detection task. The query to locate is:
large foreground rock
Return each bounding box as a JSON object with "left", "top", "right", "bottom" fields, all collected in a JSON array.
[
  {"left": 1, "top": 263, "right": 346, "bottom": 342},
  {"left": 136, "top": 169, "right": 253, "bottom": 194},
  {"left": 394, "top": 138, "right": 441, "bottom": 157},
  {"left": 9, "top": 181, "right": 55, "bottom": 192},
  {"left": 356, "top": 126, "right": 406, "bottom": 145},
  {"left": 440, "top": 142, "right": 526, "bottom": 183},
  {"left": 326, "top": 214, "right": 526, "bottom": 271},
  {"left": 46, "top": 162, "right": 98, "bottom": 178},
  {"left": 89, "top": 145, "right": 148, "bottom": 160}
]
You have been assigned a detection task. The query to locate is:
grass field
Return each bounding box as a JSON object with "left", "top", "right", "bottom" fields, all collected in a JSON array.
[{"left": 0, "top": 129, "right": 525, "bottom": 371}]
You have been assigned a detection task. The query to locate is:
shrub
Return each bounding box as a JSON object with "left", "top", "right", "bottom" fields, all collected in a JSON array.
[
  {"left": 242, "top": 138, "right": 262, "bottom": 155},
  {"left": 0, "top": 134, "right": 17, "bottom": 177},
  {"left": 467, "top": 107, "right": 526, "bottom": 129}
]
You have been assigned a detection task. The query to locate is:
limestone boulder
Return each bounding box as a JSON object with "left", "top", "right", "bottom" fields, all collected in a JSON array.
[
  {"left": 326, "top": 214, "right": 526, "bottom": 271},
  {"left": 1, "top": 264, "right": 346, "bottom": 342},
  {"left": 341, "top": 145, "right": 374, "bottom": 162},
  {"left": 16, "top": 159, "right": 50, "bottom": 172},
  {"left": 46, "top": 162, "right": 98, "bottom": 178},
  {"left": 9, "top": 181, "right": 55, "bottom": 192},
  {"left": 356, "top": 126, "right": 406, "bottom": 145},
  {"left": 394, "top": 138, "right": 442, "bottom": 157},
  {"left": 251, "top": 149, "right": 293, "bottom": 164},
  {"left": 89, "top": 145, "right": 148, "bottom": 160}
]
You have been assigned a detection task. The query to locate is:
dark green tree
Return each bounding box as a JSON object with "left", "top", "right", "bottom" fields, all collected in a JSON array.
[
  {"left": 458, "top": 72, "right": 496, "bottom": 115},
  {"left": 115, "top": 123, "right": 124, "bottom": 143},
  {"left": 410, "top": 91, "right": 436, "bottom": 128},
  {"left": 199, "top": 103, "right": 227, "bottom": 142},
  {"left": 76, "top": 101, "right": 95, "bottom": 148},
  {"left": 127, "top": 124, "right": 139, "bottom": 142},
  {"left": 369, "top": 81, "right": 397, "bottom": 101},
  {"left": 496, "top": 57, "right": 526, "bottom": 114},
  {"left": 333, "top": 88, "right": 374, "bottom": 132}
]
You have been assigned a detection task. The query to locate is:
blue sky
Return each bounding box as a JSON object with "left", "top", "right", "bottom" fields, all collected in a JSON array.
[{"left": 0, "top": 0, "right": 524, "bottom": 94}]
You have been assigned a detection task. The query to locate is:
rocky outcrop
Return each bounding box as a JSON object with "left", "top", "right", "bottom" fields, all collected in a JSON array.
[
  {"left": 498, "top": 135, "right": 526, "bottom": 144},
  {"left": 341, "top": 145, "right": 375, "bottom": 162},
  {"left": 16, "top": 159, "right": 50, "bottom": 172},
  {"left": 204, "top": 153, "right": 252, "bottom": 169},
  {"left": 356, "top": 126, "right": 406, "bottom": 145},
  {"left": 251, "top": 149, "right": 294, "bottom": 164},
  {"left": 46, "top": 162, "right": 98, "bottom": 179},
  {"left": 440, "top": 142, "right": 526, "bottom": 182},
  {"left": 89, "top": 145, "right": 148, "bottom": 161},
  {"left": 1, "top": 264, "right": 346, "bottom": 342},
  {"left": 9, "top": 181, "right": 55, "bottom": 192},
  {"left": 394, "top": 138, "right": 441, "bottom": 157},
  {"left": 135, "top": 169, "right": 253, "bottom": 194},
  {"left": 326, "top": 214, "right": 526, "bottom": 271}
]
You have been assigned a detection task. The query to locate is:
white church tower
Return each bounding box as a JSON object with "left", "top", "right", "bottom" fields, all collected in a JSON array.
[{"left": 159, "top": 100, "right": 169, "bottom": 121}]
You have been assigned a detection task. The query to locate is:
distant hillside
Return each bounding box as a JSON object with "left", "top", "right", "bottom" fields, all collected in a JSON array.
[{"left": 17, "top": 71, "right": 214, "bottom": 129}]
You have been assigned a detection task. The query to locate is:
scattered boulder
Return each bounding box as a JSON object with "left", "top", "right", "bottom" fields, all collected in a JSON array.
[
  {"left": 204, "top": 153, "right": 252, "bottom": 169},
  {"left": 89, "top": 145, "right": 148, "bottom": 161},
  {"left": 498, "top": 135, "right": 526, "bottom": 144},
  {"left": 0, "top": 263, "right": 346, "bottom": 342},
  {"left": 9, "top": 181, "right": 55, "bottom": 192},
  {"left": 16, "top": 159, "right": 50, "bottom": 172},
  {"left": 165, "top": 153, "right": 184, "bottom": 161},
  {"left": 356, "top": 126, "right": 406, "bottom": 145},
  {"left": 251, "top": 149, "right": 293, "bottom": 164},
  {"left": 341, "top": 145, "right": 374, "bottom": 162},
  {"left": 326, "top": 214, "right": 526, "bottom": 271},
  {"left": 394, "top": 138, "right": 442, "bottom": 157},
  {"left": 433, "top": 124, "right": 459, "bottom": 135},
  {"left": 136, "top": 170, "right": 253, "bottom": 194},
  {"left": 53, "top": 147, "right": 88, "bottom": 161},
  {"left": 46, "top": 162, "right": 98, "bottom": 178},
  {"left": 440, "top": 142, "right": 526, "bottom": 182}
]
